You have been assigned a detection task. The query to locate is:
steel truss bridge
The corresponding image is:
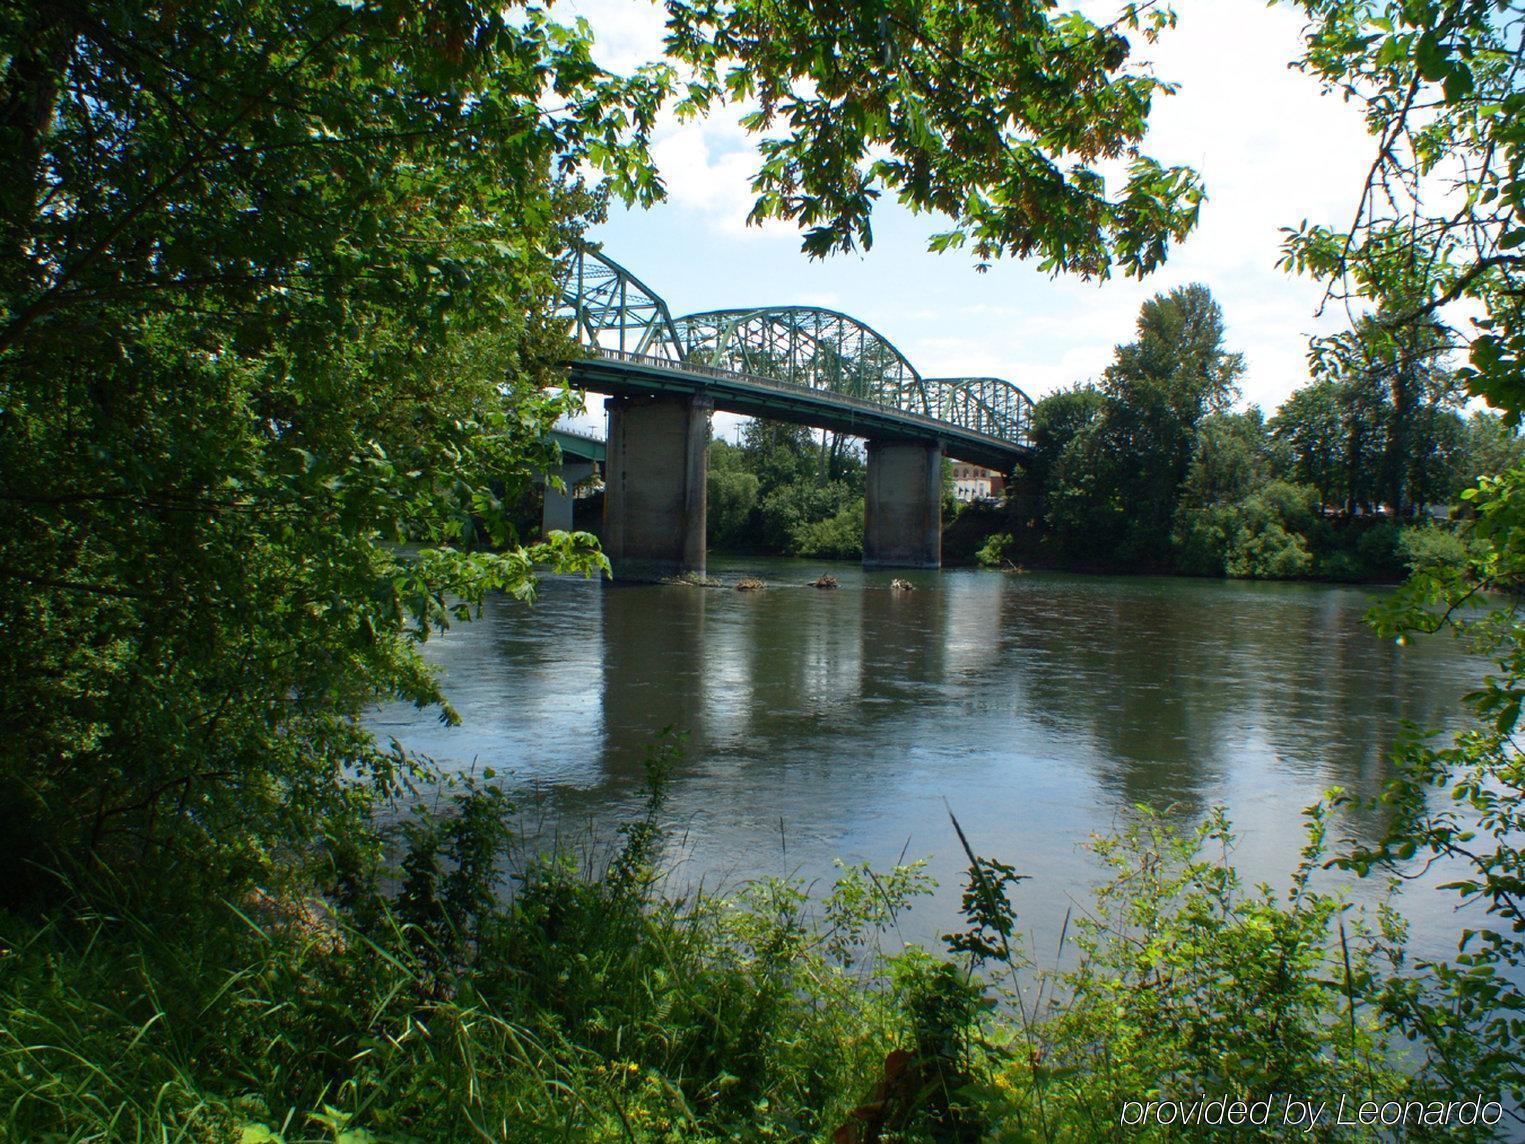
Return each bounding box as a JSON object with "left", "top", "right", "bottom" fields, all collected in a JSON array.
[{"left": 555, "top": 246, "right": 1033, "bottom": 470}]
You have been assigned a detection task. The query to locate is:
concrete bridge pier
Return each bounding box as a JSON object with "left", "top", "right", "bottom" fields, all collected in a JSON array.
[
  {"left": 863, "top": 440, "right": 943, "bottom": 569},
  {"left": 541, "top": 460, "right": 596, "bottom": 534},
  {"left": 603, "top": 393, "right": 712, "bottom": 581}
]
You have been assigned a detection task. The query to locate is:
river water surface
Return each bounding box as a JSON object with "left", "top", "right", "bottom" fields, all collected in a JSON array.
[{"left": 367, "top": 557, "right": 1489, "bottom": 965}]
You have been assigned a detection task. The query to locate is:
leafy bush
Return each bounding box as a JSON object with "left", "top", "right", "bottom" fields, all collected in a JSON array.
[
  {"left": 1355, "top": 520, "right": 1404, "bottom": 580},
  {"left": 1225, "top": 517, "right": 1312, "bottom": 579},
  {"left": 1396, "top": 521, "right": 1470, "bottom": 574},
  {"left": 790, "top": 498, "right": 864, "bottom": 559},
  {"left": 987, "top": 807, "right": 1435, "bottom": 1138},
  {"left": 707, "top": 468, "right": 761, "bottom": 549},
  {"left": 1173, "top": 480, "right": 1317, "bottom": 579},
  {"left": 1, "top": 794, "right": 1511, "bottom": 1142},
  {"left": 0, "top": 737, "right": 912, "bottom": 1142},
  {"left": 1311, "top": 549, "right": 1359, "bottom": 582},
  {"left": 975, "top": 532, "right": 1016, "bottom": 568}
]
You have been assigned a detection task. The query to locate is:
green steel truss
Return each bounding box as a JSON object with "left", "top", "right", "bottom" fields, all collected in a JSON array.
[
  {"left": 674, "top": 307, "right": 929, "bottom": 418},
  {"left": 924, "top": 376, "right": 1031, "bottom": 446},
  {"left": 557, "top": 246, "right": 685, "bottom": 360},
  {"left": 554, "top": 246, "right": 1032, "bottom": 451}
]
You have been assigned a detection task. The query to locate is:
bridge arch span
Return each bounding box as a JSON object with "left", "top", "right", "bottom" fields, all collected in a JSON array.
[
  {"left": 557, "top": 246, "right": 685, "bottom": 361},
  {"left": 673, "top": 306, "right": 932, "bottom": 419},
  {"left": 551, "top": 246, "right": 1040, "bottom": 577},
  {"left": 924, "top": 376, "right": 1034, "bottom": 447}
]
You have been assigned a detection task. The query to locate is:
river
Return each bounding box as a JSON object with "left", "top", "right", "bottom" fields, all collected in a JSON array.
[{"left": 367, "top": 556, "right": 1489, "bottom": 967}]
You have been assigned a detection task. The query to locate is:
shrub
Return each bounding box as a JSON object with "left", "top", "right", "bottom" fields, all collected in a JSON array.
[
  {"left": 0, "top": 778, "right": 1507, "bottom": 1141},
  {"left": 1396, "top": 521, "right": 1470, "bottom": 574},
  {"left": 1225, "top": 517, "right": 1312, "bottom": 579},
  {"left": 791, "top": 499, "right": 864, "bottom": 559},
  {"left": 1173, "top": 481, "right": 1317, "bottom": 579},
  {"left": 1315, "top": 547, "right": 1365, "bottom": 583},
  {"left": 1356, "top": 520, "right": 1404, "bottom": 579},
  {"left": 708, "top": 468, "right": 761, "bottom": 548},
  {"left": 981, "top": 807, "right": 1476, "bottom": 1140},
  {"left": 976, "top": 532, "right": 1016, "bottom": 568}
]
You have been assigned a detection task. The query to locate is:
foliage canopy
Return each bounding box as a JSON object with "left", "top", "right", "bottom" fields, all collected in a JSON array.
[{"left": 1277, "top": 0, "right": 1525, "bottom": 1112}]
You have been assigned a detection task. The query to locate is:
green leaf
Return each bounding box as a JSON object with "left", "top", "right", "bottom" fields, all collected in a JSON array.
[
  {"left": 1415, "top": 31, "right": 1449, "bottom": 81},
  {"left": 1443, "top": 62, "right": 1475, "bottom": 102}
]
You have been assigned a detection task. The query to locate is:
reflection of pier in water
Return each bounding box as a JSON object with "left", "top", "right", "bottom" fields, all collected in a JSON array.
[{"left": 515, "top": 576, "right": 1456, "bottom": 831}]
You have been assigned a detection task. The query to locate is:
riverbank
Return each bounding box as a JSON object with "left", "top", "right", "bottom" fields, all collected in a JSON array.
[
  {"left": 1, "top": 775, "right": 1508, "bottom": 1142},
  {"left": 937, "top": 499, "right": 1462, "bottom": 584}
]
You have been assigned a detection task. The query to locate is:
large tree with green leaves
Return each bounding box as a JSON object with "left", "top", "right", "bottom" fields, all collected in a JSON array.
[
  {"left": 0, "top": 1, "right": 1207, "bottom": 905},
  {"left": 1300, "top": 313, "right": 1464, "bottom": 516},
  {"left": 0, "top": 0, "right": 657, "bottom": 906},
  {"left": 1046, "top": 283, "right": 1244, "bottom": 566},
  {"left": 1271, "top": 379, "right": 1353, "bottom": 511}
]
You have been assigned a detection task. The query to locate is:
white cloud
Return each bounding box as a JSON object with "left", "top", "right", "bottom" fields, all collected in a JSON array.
[
  {"left": 647, "top": 118, "right": 777, "bottom": 240},
  {"left": 560, "top": 1, "right": 796, "bottom": 241},
  {"left": 557, "top": 0, "right": 667, "bottom": 74}
]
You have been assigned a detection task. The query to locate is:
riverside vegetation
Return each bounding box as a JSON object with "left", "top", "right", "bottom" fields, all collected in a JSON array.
[
  {"left": 0, "top": 739, "right": 1514, "bottom": 1141},
  {"left": 5, "top": 0, "right": 1525, "bottom": 1140}
]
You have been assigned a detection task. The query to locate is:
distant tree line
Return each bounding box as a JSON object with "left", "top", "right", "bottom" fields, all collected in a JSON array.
[
  {"left": 1017, "top": 284, "right": 1518, "bottom": 581},
  {"left": 717, "top": 283, "right": 1520, "bottom": 582}
]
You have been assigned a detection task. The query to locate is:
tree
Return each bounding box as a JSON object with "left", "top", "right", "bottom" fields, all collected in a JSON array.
[
  {"left": 1271, "top": 380, "right": 1347, "bottom": 510},
  {"left": 1282, "top": 0, "right": 1525, "bottom": 1111},
  {"left": 0, "top": 1, "right": 637, "bottom": 905},
  {"left": 1271, "top": 346, "right": 1466, "bottom": 520},
  {"left": 1101, "top": 283, "right": 1244, "bottom": 562},
  {"left": 1044, "top": 416, "right": 1129, "bottom": 564},
  {"left": 1284, "top": 1, "right": 1525, "bottom": 415},
  {"left": 707, "top": 440, "right": 761, "bottom": 548},
  {"left": 1171, "top": 412, "right": 1319, "bottom": 580},
  {"left": 740, "top": 419, "right": 820, "bottom": 490},
  {"left": 1374, "top": 318, "right": 1460, "bottom": 517},
  {"left": 1308, "top": 314, "right": 1463, "bottom": 517},
  {"left": 791, "top": 501, "right": 865, "bottom": 560},
  {"left": 1023, "top": 383, "right": 1106, "bottom": 494},
  {"left": 1044, "top": 284, "right": 1244, "bottom": 567},
  {"left": 1459, "top": 410, "right": 1525, "bottom": 488},
  {"left": 710, "top": 418, "right": 870, "bottom": 555},
  {"left": 1176, "top": 409, "right": 1270, "bottom": 511},
  {"left": 1270, "top": 371, "right": 1387, "bottom": 516},
  {"left": 662, "top": 0, "right": 1203, "bottom": 272}
]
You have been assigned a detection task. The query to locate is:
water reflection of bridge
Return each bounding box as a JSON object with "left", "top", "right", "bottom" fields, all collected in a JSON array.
[
  {"left": 368, "top": 571, "right": 1481, "bottom": 952},
  {"left": 585, "top": 576, "right": 1435, "bottom": 839}
]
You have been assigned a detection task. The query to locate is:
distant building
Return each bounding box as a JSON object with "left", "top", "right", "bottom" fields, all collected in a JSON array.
[{"left": 951, "top": 462, "right": 1004, "bottom": 503}]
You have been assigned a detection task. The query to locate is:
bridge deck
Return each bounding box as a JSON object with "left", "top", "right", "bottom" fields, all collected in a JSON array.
[
  {"left": 569, "top": 348, "right": 1028, "bottom": 471},
  {"left": 549, "top": 426, "right": 607, "bottom": 463}
]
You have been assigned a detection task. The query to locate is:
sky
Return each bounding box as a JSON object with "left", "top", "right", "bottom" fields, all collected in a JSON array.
[{"left": 559, "top": 0, "right": 1382, "bottom": 434}]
